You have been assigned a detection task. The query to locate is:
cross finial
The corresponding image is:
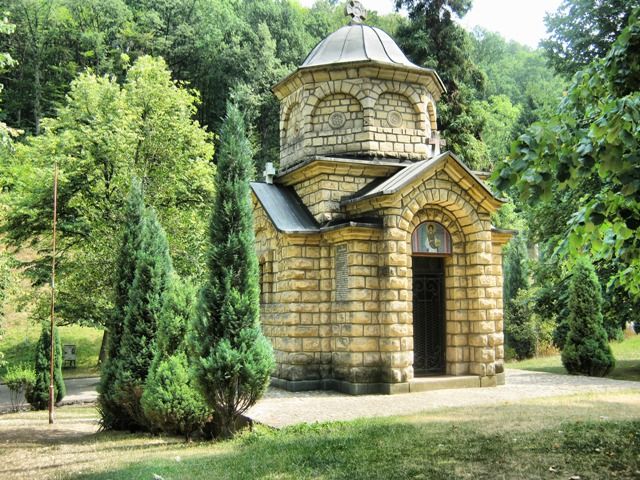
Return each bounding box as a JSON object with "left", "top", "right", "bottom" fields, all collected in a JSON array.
[
  {"left": 263, "top": 162, "right": 275, "bottom": 184},
  {"left": 345, "top": 1, "right": 367, "bottom": 24}
]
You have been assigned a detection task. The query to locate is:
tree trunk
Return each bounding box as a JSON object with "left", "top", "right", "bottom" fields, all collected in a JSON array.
[{"left": 98, "top": 330, "right": 109, "bottom": 366}]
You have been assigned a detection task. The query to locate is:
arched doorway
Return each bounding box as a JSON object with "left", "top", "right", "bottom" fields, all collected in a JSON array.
[{"left": 411, "top": 221, "right": 451, "bottom": 375}]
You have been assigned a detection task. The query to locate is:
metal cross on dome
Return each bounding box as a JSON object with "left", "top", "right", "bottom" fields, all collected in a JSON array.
[{"left": 345, "top": 1, "right": 367, "bottom": 24}]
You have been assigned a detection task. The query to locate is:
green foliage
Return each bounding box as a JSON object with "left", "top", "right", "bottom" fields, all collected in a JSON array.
[
  {"left": 190, "top": 103, "right": 274, "bottom": 438},
  {"left": 542, "top": 0, "right": 640, "bottom": 78},
  {"left": 505, "top": 288, "right": 554, "bottom": 360},
  {"left": 395, "top": 0, "right": 490, "bottom": 170},
  {"left": 142, "top": 276, "right": 211, "bottom": 440},
  {"left": 112, "top": 206, "right": 173, "bottom": 430},
  {"left": 1, "top": 55, "right": 215, "bottom": 328},
  {"left": 26, "top": 323, "right": 65, "bottom": 410},
  {"left": 0, "top": 14, "right": 18, "bottom": 150},
  {"left": 561, "top": 258, "right": 615, "bottom": 377},
  {"left": 141, "top": 352, "right": 210, "bottom": 441},
  {"left": 3, "top": 362, "right": 36, "bottom": 411},
  {"left": 98, "top": 179, "right": 145, "bottom": 430},
  {"left": 495, "top": 13, "right": 640, "bottom": 295},
  {"left": 503, "top": 233, "right": 529, "bottom": 306},
  {"left": 0, "top": 251, "right": 11, "bottom": 367}
]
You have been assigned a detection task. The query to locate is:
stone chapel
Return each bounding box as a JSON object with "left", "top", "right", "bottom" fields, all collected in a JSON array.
[{"left": 251, "top": 1, "right": 513, "bottom": 394}]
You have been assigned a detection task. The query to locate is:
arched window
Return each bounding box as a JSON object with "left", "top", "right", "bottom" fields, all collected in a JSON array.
[{"left": 412, "top": 222, "right": 452, "bottom": 255}]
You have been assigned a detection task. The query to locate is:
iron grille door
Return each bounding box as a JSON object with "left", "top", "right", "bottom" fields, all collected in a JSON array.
[{"left": 412, "top": 258, "right": 445, "bottom": 374}]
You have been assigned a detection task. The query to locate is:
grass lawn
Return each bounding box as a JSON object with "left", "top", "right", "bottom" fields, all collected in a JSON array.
[
  {"left": 509, "top": 335, "right": 640, "bottom": 381},
  {"left": 1, "top": 391, "right": 639, "bottom": 480},
  {"left": 1, "top": 319, "right": 103, "bottom": 380}
]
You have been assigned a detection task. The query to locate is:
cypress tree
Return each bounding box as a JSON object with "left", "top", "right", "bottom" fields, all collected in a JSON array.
[
  {"left": 190, "top": 103, "right": 274, "bottom": 438},
  {"left": 561, "top": 257, "right": 615, "bottom": 376},
  {"left": 113, "top": 207, "right": 173, "bottom": 430},
  {"left": 504, "top": 233, "right": 533, "bottom": 357},
  {"left": 141, "top": 277, "right": 210, "bottom": 440},
  {"left": 26, "top": 323, "right": 65, "bottom": 410},
  {"left": 98, "top": 179, "right": 145, "bottom": 430},
  {"left": 503, "top": 233, "right": 529, "bottom": 306}
]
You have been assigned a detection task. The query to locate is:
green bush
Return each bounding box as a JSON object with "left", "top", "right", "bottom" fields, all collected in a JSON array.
[
  {"left": 141, "top": 352, "right": 210, "bottom": 440},
  {"left": 505, "top": 288, "right": 554, "bottom": 360},
  {"left": 142, "top": 277, "right": 211, "bottom": 439},
  {"left": 26, "top": 323, "right": 65, "bottom": 410},
  {"left": 99, "top": 179, "right": 145, "bottom": 430},
  {"left": 4, "top": 363, "right": 36, "bottom": 411},
  {"left": 561, "top": 258, "right": 615, "bottom": 376},
  {"left": 112, "top": 207, "right": 173, "bottom": 430},
  {"left": 190, "top": 103, "right": 274, "bottom": 438}
]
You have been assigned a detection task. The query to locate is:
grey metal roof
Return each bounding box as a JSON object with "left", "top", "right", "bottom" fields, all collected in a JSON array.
[
  {"left": 301, "top": 24, "right": 420, "bottom": 69},
  {"left": 341, "top": 154, "right": 443, "bottom": 205},
  {"left": 251, "top": 182, "right": 319, "bottom": 233},
  {"left": 341, "top": 151, "right": 504, "bottom": 206}
]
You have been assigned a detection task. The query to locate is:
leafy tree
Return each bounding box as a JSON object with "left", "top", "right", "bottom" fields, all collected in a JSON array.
[
  {"left": 0, "top": 14, "right": 18, "bottom": 150},
  {"left": 478, "top": 95, "right": 522, "bottom": 161},
  {"left": 503, "top": 233, "right": 529, "bottom": 307},
  {"left": 98, "top": 179, "right": 145, "bottom": 430},
  {"left": 495, "top": 13, "right": 640, "bottom": 295},
  {"left": 395, "top": 0, "right": 490, "bottom": 170},
  {"left": 561, "top": 257, "right": 615, "bottom": 376},
  {"left": 190, "top": 103, "right": 274, "bottom": 439},
  {"left": 542, "top": 0, "right": 640, "bottom": 78},
  {"left": 470, "top": 28, "right": 565, "bottom": 136},
  {"left": 141, "top": 277, "right": 210, "bottom": 441},
  {"left": 0, "top": 0, "right": 133, "bottom": 134},
  {"left": 1, "top": 56, "right": 215, "bottom": 330},
  {"left": 25, "top": 323, "right": 65, "bottom": 410},
  {"left": 112, "top": 206, "right": 173, "bottom": 430},
  {"left": 0, "top": 252, "right": 10, "bottom": 368}
]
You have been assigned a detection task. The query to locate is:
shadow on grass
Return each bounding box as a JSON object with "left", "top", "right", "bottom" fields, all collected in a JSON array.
[{"left": 63, "top": 403, "right": 640, "bottom": 480}]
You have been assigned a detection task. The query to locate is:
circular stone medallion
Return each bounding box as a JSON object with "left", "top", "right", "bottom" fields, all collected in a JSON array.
[
  {"left": 387, "top": 110, "right": 403, "bottom": 128},
  {"left": 328, "top": 111, "right": 347, "bottom": 129}
]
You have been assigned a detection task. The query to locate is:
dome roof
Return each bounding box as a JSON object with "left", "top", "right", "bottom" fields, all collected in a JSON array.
[{"left": 301, "top": 24, "right": 419, "bottom": 69}]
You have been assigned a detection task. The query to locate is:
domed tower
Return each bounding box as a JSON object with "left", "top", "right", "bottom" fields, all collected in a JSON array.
[
  {"left": 274, "top": 2, "right": 445, "bottom": 170},
  {"left": 252, "top": 1, "right": 512, "bottom": 395}
]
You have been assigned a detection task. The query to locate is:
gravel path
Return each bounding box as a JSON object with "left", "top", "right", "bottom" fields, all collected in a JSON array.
[
  {"left": 2, "top": 371, "right": 638, "bottom": 426},
  {"left": 247, "top": 369, "right": 640, "bottom": 428}
]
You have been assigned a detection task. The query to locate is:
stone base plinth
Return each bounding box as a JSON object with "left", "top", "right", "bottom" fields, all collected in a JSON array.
[{"left": 270, "top": 374, "right": 503, "bottom": 395}]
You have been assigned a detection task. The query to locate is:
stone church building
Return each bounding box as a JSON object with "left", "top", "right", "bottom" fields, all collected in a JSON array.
[{"left": 251, "top": 2, "right": 512, "bottom": 394}]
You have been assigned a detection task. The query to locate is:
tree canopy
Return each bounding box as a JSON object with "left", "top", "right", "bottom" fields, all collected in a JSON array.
[
  {"left": 0, "top": 55, "right": 215, "bottom": 326},
  {"left": 495, "top": 12, "right": 640, "bottom": 295},
  {"left": 542, "top": 0, "right": 640, "bottom": 78}
]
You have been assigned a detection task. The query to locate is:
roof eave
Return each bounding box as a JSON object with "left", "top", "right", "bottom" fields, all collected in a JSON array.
[{"left": 272, "top": 60, "right": 446, "bottom": 100}]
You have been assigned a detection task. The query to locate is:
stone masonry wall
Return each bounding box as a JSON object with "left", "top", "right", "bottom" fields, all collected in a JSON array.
[
  {"left": 278, "top": 66, "right": 440, "bottom": 169},
  {"left": 342, "top": 165, "right": 504, "bottom": 385},
  {"left": 254, "top": 163, "right": 507, "bottom": 389}
]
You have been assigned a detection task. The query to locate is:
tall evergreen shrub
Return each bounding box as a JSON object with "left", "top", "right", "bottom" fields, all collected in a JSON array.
[
  {"left": 142, "top": 278, "right": 210, "bottom": 440},
  {"left": 503, "top": 233, "right": 529, "bottom": 306},
  {"left": 113, "top": 207, "right": 173, "bottom": 430},
  {"left": 504, "top": 233, "right": 533, "bottom": 358},
  {"left": 190, "top": 103, "right": 274, "bottom": 438},
  {"left": 98, "top": 179, "right": 145, "bottom": 430},
  {"left": 561, "top": 257, "right": 615, "bottom": 376},
  {"left": 26, "top": 323, "right": 65, "bottom": 410}
]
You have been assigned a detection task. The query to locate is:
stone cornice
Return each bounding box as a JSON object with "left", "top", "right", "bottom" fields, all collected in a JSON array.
[
  {"left": 272, "top": 61, "right": 445, "bottom": 101},
  {"left": 277, "top": 156, "right": 407, "bottom": 187}
]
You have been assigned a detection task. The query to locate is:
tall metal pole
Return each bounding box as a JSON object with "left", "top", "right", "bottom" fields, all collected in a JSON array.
[{"left": 49, "top": 161, "right": 58, "bottom": 425}]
